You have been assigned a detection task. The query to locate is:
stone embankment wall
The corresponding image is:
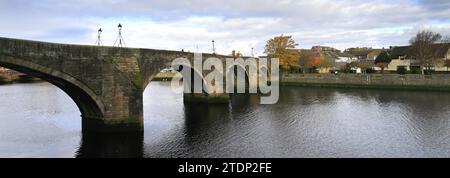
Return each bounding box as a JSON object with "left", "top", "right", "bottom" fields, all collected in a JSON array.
[{"left": 282, "top": 74, "right": 450, "bottom": 91}]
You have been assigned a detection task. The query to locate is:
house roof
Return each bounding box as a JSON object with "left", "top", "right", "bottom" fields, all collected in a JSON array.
[
  {"left": 390, "top": 43, "right": 450, "bottom": 59},
  {"left": 337, "top": 52, "right": 355, "bottom": 58},
  {"left": 433, "top": 43, "right": 450, "bottom": 58},
  {"left": 389, "top": 46, "right": 410, "bottom": 59},
  {"left": 368, "top": 49, "right": 383, "bottom": 57},
  {"left": 325, "top": 51, "right": 355, "bottom": 59},
  {"left": 346, "top": 49, "right": 385, "bottom": 59},
  {"left": 351, "top": 50, "right": 372, "bottom": 57}
]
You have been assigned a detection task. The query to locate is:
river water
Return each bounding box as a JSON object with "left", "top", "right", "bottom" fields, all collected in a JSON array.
[{"left": 1, "top": 81, "right": 450, "bottom": 158}]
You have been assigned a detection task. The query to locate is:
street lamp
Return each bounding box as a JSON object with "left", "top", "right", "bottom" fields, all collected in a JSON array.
[
  {"left": 212, "top": 40, "right": 216, "bottom": 54},
  {"left": 114, "top": 23, "right": 126, "bottom": 47},
  {"left": 96, "top": 28, "right": 103, "bottom": 46}
]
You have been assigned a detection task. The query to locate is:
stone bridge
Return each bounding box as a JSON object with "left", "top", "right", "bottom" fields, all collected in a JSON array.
[{"left": 0, "top": 37, "right": 257, "bottom": 133}]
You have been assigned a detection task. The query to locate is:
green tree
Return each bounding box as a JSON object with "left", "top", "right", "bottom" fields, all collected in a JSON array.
[
  {"left": 375, "top": 51, "right": 390, "bottom": 73},
  {"left": 264, "top": 35, "right": 300, "bottom": 72},
  {"left": 375, "top": 51, "right": 390, "bottom": 64}
]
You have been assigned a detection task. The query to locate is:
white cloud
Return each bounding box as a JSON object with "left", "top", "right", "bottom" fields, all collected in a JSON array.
[{"left": 0, "top": 0, "right": 449, "bottom": 55}]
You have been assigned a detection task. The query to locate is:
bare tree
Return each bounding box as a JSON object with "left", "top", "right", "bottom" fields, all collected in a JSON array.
[
  {"left": 409, "top": 30, "right": 442, "bottom": 74},
  {"left": 445, "top": 60, "right": 450, "bottom": 71},
  {"left": 442, "top": 36, "right": 450, "bottom": 43}
]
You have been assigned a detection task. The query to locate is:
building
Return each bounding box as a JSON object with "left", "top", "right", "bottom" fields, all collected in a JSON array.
[
  {"left": 367, "top": 49, "right": 383, "bottom": 60},
  {"left": 386, "top": 46, "right": 414, "bottom": 71},
  {"left": 325, "top": 51, "right": 357, "bottom": 63},
  {"left": 312, "top": 46, "right": 340, "bottom": 53},
  {"left": 387, "top": 43, "right": 450, "bottom": 72},
  {"left": 0, "top": 67, "right": 17, "bottom": 74},
  {"left": 0, "top": 66, "right": 8, "bottom": 72},
  {"left": 344, "top": 47, "right": 385, "bottom": 61}
]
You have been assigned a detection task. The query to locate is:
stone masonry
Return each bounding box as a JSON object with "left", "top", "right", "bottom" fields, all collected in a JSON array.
[{"left": 0, "top": 37, "right": 239, "bottom": 132}]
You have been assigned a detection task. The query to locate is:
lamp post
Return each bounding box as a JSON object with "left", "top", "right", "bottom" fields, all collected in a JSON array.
[
  {"left": 114, "top": 23, "right": 126, "bottom": 47},
  {"left": 212, "top": 40, "right": 216, "bottom": 54},
  {"left": 96, "top": 28, "right": 103, "bottom": 46}
]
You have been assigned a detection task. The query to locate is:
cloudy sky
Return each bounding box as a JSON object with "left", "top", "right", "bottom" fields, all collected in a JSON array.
[{"left": 0, "top": 0, "right": 449, "bottom": 56}]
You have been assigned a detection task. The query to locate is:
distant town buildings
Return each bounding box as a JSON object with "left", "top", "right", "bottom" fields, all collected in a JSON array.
[
  {"left": 291, "top": 45, "right": 387, "bottom": 74},
  {"left": 289, "top": 43, "right": 450, "bottom": 74},
  {"left": 311, "top": 46, "right": 340, "bottom": 53},
  {"left": 0, "top": 67, "right": 18, "bottom": 74},
  {"left": 0, "top": 66, "right": 31, "bottom": 83},
  {"left": 343, "top": 47, "right": 384, "bottom": 61},
  {"left": 387, "top": 43, "right": 450, "bottom": 72}
]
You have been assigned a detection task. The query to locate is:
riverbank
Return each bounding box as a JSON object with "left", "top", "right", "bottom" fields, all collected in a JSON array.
[
  {"left": 281, "top": 73, "right": 450, "bottom": 92},
  {"left": 150, "top": 72, "right": 450, "bottom": 92},
  {"left": 0, "top": 74, "right": 42, "bottom": 85}
]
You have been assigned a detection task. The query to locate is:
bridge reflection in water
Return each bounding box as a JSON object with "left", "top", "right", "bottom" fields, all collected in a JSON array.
[
  {"left": 76, "top": 132, "right": 144, "bottom": 158},
  {"left": 75, "top": 94, "right": 259, "bottom": 158}
]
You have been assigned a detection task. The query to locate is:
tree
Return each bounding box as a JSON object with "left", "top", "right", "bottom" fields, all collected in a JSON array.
[
  {"left": 376, "top": 63, "right": 389, "bottom": 73},
  {"left": 374, "top": 51, "right": 390, "bottom": 73},
  {"left": 375, "top": 51, "right": 390, "bottom": 64},
  {"left": 351, "top": 60, "right": 374, "bottom": 74},
  {"left": 443, "top": 36, "right": 450, "bottom": 43},
  {"left": 308, "top": 55, "right": 321, "bottom": 69},
  {"left": 265, "top": 35, "right": 300, "bottom": 72},
  {"left": 409, "top": 30, "right": 442, "bottom": 74},
  {"left": 231, "top": 50, "right": 242, "bottom": 58},
  {"left": 298, "top": 50, "right": 312, "bottom": 74},
  {"left": 445, "top": 60, "right": 450, "bottom": 71},
  {"left": 317, "top": 54, "right": 334, "bottom": 70}
]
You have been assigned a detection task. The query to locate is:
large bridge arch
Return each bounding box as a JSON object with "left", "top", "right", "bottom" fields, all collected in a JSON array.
[
  {"left": 140, "top": 52, "right": 211, "bottom": 94},
  {"left": 0, "top": 55, "right": 104, "bottom": 124},
  {"left": 226, "top": 62, "right": 256, "bottom": 93}
]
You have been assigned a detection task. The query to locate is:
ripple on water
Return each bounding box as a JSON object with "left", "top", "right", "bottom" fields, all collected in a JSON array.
[{"left": 3, "top": 83, "right": 450, "bottom": 157}]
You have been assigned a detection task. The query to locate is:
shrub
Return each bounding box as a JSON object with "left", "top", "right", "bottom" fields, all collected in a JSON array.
[
  {"left": 365, "top": 68, "right": 376, "bottom": 74},
  {"left": 424, "top": 69, "right": 434, "bottom": 75},
  {"left": 410, "top": 68, "right": 421, "bottom": 74},
  {"left": 397, "top": 67, "right": 407, "bottom": 74}
]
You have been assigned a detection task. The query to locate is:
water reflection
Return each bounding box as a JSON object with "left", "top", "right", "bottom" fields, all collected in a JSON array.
[
  {"left": 183, "top": 102, "right": 230, "bottom": 136},
  {"left": 2, "top": 82, "right": 450, "bottom": 157},
  {"left": 76, "top": 132, "right": 143, "bottom": 158}
]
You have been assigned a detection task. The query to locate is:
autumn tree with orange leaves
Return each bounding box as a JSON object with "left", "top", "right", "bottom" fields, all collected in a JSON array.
[{"left": 264, "top": 35, "right": 300, "bottom": 72}]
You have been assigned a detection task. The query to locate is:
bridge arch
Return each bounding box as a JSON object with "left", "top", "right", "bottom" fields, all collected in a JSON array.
[
  {"left": 226, "top": 62, "right": 255, "bottom": 93},
  {"left": 172, "top": 64, "right": 210, "bottom": 94},
  {"left": 0, "top": 55, "right": 104, "bottom": 121}
]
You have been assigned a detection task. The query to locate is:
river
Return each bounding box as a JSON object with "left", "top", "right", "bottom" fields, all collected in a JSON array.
[{"left": 1, "top": 81, "right": 450, "bottom": 158}]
